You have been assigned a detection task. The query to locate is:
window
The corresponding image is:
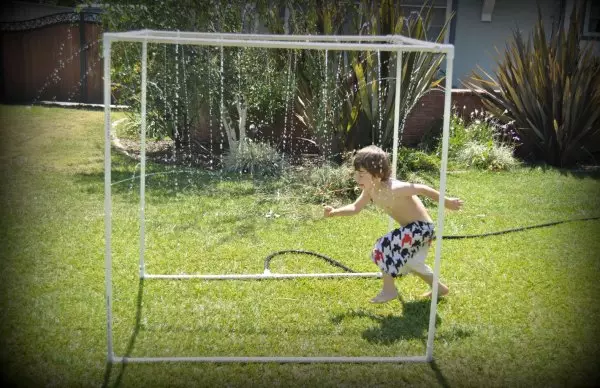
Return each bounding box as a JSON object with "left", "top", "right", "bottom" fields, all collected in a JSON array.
[
  {"left": 401, "top": 0, "right": 452, "bottom": 43},
  {"left": 584, "top": 0, "right": 600, "bottom": 37}
]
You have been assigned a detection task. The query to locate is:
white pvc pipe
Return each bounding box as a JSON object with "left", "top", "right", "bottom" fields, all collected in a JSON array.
[
  {"left": 102, "top": 34, "right": 450, "bottom": 53},
  {"left": 425, "top": 47, "right": 454, "bottom": 362},
  {"left": 390, "top": 49, "right": 402, "bottom": 230},
  {"left": 144, "top": 272, "right": 382, "bottom": 280},
  {"left": 104, "top": 30, "right": 455, "bottom": 365},
  {"left": 129, "top": 30, "right": 395, "bottom": 41},
  {"left": 139, "top": 40, "right": 147, "bottom": 279},
  {"left": 444, "top": 0, "right": 453, "bottom": 44},
  {"left": 391, "top": 50, "right": 402, "bottom": 179},
  {"left": 115, "top": 30, "right": 445, "bottom": 48},
  {"left": 112, "top": 355, "right": 427, "bottom": 363},
  {"left": 103, "top": 36, "right": 115, "bottom": 363}
]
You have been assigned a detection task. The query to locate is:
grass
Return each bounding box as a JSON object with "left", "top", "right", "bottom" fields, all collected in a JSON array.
[{"left": 1, "top": 104, "right": 600, "bottom": 387}]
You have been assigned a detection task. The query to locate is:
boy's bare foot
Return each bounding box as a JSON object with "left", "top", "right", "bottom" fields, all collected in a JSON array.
[
  {"left": 421, "top": 284, "right": 449, "bottom": 299},
  {"left": 370, "top": 289, "right": 399, "bottom": 304}
]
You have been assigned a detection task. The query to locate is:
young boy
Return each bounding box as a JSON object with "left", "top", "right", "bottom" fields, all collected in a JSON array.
[{"left": 323, "top": 145, "right": 463, "bottom": 303}]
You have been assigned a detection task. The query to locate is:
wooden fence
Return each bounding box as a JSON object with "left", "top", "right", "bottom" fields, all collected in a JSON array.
[{"left": 1, "top": 11, "right": 103, "bottom": 104}]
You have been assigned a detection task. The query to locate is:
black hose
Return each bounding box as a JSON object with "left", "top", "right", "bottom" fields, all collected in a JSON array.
[
  {"left": 263, "top": 216, "right": 600, "bottom": 273},
  {"left": 443, "top": 216, "right": 600, "bottom": 239},
  {"left": 264, "top": 250, "right": 357, "bottom": 273}
]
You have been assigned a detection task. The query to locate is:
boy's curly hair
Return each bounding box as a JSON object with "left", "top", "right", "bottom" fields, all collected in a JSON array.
[{"left": 353, "top": 145, "right": 391, "bottom": 181}]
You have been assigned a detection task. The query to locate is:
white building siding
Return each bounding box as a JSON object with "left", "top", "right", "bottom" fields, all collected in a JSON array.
[{"left": 452, "top": 0, "right": 557, "bottom": 87}]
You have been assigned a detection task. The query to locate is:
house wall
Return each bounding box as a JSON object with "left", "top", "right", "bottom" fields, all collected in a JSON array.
[
  {"left": 452, "top": 0, "right": 557, "bottom": 87},
  {"left": 403, "top": 88, "right": 487, "bottom": 146},
  {"left": 565, "top": 0, "right": 600, "bottom": 55}
]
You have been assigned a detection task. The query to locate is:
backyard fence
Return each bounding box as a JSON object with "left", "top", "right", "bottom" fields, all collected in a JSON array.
[
  {"left": 0, "top": 8, "right": 489, "bottom": 144},
  {"left": 1, "top": 10, "right": 103, "bottom": 104}
]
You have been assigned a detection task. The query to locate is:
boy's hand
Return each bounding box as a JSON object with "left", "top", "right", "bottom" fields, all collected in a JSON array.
[
  {"left": 323, "top": 205, "right": 335, "bottom": 217},
  {"left": 445, "top": 197, "right": 464, "bottom": 211}
]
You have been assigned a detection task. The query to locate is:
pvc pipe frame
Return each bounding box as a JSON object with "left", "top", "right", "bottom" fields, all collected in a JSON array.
[{"left": 104, "top": 31, "right": 454, "bottom": 365}]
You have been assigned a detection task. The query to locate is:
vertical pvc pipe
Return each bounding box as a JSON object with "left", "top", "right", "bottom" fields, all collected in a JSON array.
[
  {"left": 390, "top": 49, "right": 402, "bottom": 230},
  {"left": 391, "top": 49, "right": 402, "bottom": 180},
  {"left": 426, "top": 47, "right": 454, "bottom": 362},
  {"left": 444, "top": 0, "right": 453, "bottom": 44},
  {"left": 139, "top": 39, "right": 147, "bottom": 279},
  {"left": 103, "top": 35, "right": 114, "bottom": 363}
]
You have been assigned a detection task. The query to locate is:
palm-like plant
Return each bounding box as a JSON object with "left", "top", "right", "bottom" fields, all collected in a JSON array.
[
  {"left": 292, "top": 0, "right": 452, "bottom": 156},
  {"left": 288, "top": 0, "right": 359, "bottom": 159},
  {"left": 352, "top": 0, "right": 452, "bottom": 149},
  {"left": 465, "top": 5, "right": 600, "bottom": 167}
]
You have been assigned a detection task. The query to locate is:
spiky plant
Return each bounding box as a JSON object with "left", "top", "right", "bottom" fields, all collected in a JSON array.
[
  {"left": 465, "top": 4, "right": 600, "bottom": 167},
  {"left": 351, "top": 0, "right": 452, "bottom": 149}
]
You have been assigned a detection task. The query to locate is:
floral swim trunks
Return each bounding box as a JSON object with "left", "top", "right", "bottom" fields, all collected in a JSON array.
[{"left": 372, "top": 221, "right": 435, "bottom": 277}]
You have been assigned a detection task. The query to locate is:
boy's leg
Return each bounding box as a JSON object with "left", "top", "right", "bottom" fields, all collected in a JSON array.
[
  {"left": 370, "top": 273, "right": 399, "bottom": 303},
  {"left": 412, "top": 271, "right": 449, "bottom": 298},
  {"left": 371, "top": 232, "right": 402, "bottom": 304},
  {"left": 405, "top": 247, "right": 449, "bottom": 298}
]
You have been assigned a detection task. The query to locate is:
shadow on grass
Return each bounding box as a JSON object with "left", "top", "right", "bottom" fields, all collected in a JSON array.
[
  {"left": 74, "top": 164, "right": 283, "bottom": 205},
  {"left": 99, "top": 283, "right": 461, "bottom": 387},
  {"left": 330, "top": 298, "right": 444, "bottom": 345},
  {"left": 522, "top": 163, "right": 600, "bottom": 179},
  {"left": 102, "top": 279, "right": 144, "bottom": 388},
  {"left": 430, "top": 360, "right": 451, "bottom": 388}
]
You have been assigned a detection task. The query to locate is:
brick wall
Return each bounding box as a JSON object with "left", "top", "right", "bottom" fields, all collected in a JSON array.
[{"left": 403, "top": 88, "right": 488, "bottom": 146}]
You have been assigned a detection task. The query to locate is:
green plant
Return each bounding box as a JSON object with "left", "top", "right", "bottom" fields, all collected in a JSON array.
[
  {"left": 103, "top": 1, "right": 289, "bottom": 158},
  {"left": 351, "top": 0, "right": 453, "bottom": 149},
  {"left": 221, "top": 139, "right": 288, "bottom": 177},
  {"left": 117, "top": 111, "right": 170, "bottom": 140},
  {"left": 280, "top": 0, "right": 453, "bottom": 158},
  {"left": 446, "top": 113, "right": 471, "bottom": 158},
  {"left": 282, "top": 153, "right": 357, "bottom": 204},
  {"left": 396, "top": 147, "right": 440, "bottom": 179},
  {"left": 421, "top": 108, "right": 520, "bottom": 169},
  {"left": 457, "top": 141, "right": 520, "bottom": 171},
  {"left": 466, "top": 4, "right": 600, "bottom": 167},
  {"left": 294, "top": 47, "right": 359, "bottom": 159},
  {"left": 287, "top": 1, "right": 360, "bottom": 159}
]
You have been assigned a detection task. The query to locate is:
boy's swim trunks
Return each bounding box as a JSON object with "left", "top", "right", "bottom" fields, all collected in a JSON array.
[{"left": 372, "top": 221, "right": 435, "bottom": 277}]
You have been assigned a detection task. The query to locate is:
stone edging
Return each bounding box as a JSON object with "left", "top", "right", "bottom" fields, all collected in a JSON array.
[{"left": 110, "top": 118, "right": 138, "bottom": 160}]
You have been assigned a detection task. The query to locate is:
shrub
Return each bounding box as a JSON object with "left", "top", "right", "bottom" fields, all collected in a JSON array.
[
  {"left": 457, "top": 141, "right": 520, "bottom": 171},
  {"left": 446, "top": 114, "right": 470, "bottom": 158},
  {"left": 283, "top": 154, "right": 357, "bottom": 204},
  {"left": 466, "top": 5, "right": 600, "bottom": 167},
  {"left": 396, "top": 147, "right": 440, "bottom": 179},
  {"left": 422, "top": 109, "right": 512, "bottom": 155},
  {"left": 222, "top": 140, "right": 287, "bottom": 177},
  {"left": 116, "top": 112, "right": 167, "bottom": 140},
  {"left": 421, "top": 108, "right": 520, "bottom": 171}
]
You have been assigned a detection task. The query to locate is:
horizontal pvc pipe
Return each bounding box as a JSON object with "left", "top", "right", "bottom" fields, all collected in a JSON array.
[
  {"left": 110, "top": 170, "right": 202, "bottom": 186},
  {"left": 103, "top": 34, "right": 450, "bottom": 53},
  {"left": 112, "top": 355, "right": 427, "bottom": 363},
  {"left": 144, "top": 272, "right": 382, "bottom": 280},
  {"left": 113, "top": 30, "right": 447, "bottom": 48}
]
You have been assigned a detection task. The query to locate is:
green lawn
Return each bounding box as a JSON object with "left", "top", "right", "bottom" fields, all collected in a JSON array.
[{"left": 1, "top": 105, "right": 599, "bottom": 387}]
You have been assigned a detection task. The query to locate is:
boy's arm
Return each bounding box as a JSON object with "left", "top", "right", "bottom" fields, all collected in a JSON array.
[
  {"left": 402, "top": 183, "right": 464, "bottom": 211},
  {"left": 324, "top": 190, "right": 371, "bottom": 217}
]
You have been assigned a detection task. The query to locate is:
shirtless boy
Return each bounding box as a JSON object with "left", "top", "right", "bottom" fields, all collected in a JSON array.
[{"left": 323, "top": 145, "right": 463, "bottom": 303}]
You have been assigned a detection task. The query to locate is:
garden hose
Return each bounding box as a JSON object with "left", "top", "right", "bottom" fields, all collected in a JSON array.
[{"left": 263, "top": 216, "right": 600, "bottom": 274}]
